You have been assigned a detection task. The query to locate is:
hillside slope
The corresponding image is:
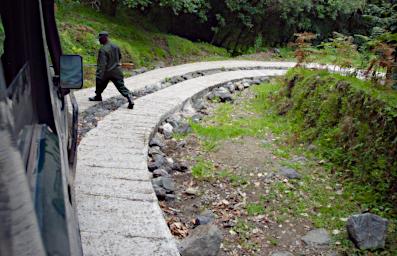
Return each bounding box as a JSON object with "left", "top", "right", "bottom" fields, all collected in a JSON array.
[{"left": 56, "top": 4, "right": 228, "bottom": 86}]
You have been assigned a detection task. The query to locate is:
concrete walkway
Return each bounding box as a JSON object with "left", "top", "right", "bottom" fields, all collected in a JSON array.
[
  {"left": 75, "top": 61, "right": 292, "bottom": 255},
  {"left": 74, "top": 61, "right": 295, "bottom": 113}
]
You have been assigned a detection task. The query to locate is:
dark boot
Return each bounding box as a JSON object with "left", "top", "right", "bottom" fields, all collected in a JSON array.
[
  {"left": 88, "top": 94, "right": 102, "bottom": 101},
  {"left": 126, "top": 95, "right": 134, "bottom": 109}
]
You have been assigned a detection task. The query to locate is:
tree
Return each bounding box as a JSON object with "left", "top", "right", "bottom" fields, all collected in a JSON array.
[{"left": 100, "top": 0, "right": 118, "bottom": 16}]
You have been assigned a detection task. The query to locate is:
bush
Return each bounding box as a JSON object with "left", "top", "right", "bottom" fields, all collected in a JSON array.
[{"left": 273, "top": 68, "right": 397, "bottom": 212}]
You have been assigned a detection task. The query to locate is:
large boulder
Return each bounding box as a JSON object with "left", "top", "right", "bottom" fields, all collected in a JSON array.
[
  {"left": 178, "top": 224, "right": 223, "bottom": 256},
  {"left": 301, "top": 229, "right": 330, "bottom": 247},
  {"left": 347, "top": 213, "right": 388, "bottom": 250}
]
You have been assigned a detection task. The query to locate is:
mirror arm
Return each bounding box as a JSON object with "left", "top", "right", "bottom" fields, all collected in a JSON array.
[{"left": 53, "top": 75, "right": 67, "bottom": 110}]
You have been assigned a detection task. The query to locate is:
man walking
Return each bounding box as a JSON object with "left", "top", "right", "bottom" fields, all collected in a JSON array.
[{"left": 89, "top": 31, "right": 134, "bottom": 109}]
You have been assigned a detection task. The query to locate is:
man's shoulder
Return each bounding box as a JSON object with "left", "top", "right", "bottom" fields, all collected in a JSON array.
[
  {"left": 99, "top": 45, "right": 109, "bottom": 53},
  {"left": 109, "top": 42, "right": 120, "bottom": 50}
]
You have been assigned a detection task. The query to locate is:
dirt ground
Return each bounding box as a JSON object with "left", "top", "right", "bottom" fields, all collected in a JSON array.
[{"left": 160, "top": 89, "right": 336, "bottom": 256}]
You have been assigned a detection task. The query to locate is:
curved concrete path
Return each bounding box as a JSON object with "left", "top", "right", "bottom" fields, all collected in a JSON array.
[
  {"left": 75, "top": 60, "right": 352, "bottom": 255},
  {"left": 74, "top": 61, "right": 295, "bottom": 112}
]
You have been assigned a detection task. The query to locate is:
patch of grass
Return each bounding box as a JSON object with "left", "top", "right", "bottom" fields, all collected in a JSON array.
[
  {"left": 202, "top": 140, "right": 218, "bottom": 152},
  {"left": 188, "top": 69, "right": 396, "bottom": 254},
  {"left": 233, "top": 219, "right": 253, "bottom": 241},
  {"left": 191, "top": 96, "right": 284, "bottom": 142},
  {"left": 218, "top": 169, "right": 248, "bottom": 187},
  {"left": 279, "top": 160, "right": 303, "bottom": 170},
  {"left": 272, "top": 147, "right": 291, "bottom": 159},
  {"left": 191, "top": 158, "right": 215, "bottom": 180},
  {"left": 246, "top": 203, "right": 265, "bottom": 216},
  {"left": 172, "top": 131, "right": 189, "bottom": 141},
  {"left": 192, "top": 75, "right": 395, "bottom": 253},
  {"left": 229, "top": 174, "right": 248, "bottom": 187},
  {"left": 267, "top": 236, "right": 279, "bottom": 246},
  {"left": 249, "top": 74, "right": 397, "bottom": 254},
  {"left": 56, "top": 4, "right": 229, "bottom": 87}
]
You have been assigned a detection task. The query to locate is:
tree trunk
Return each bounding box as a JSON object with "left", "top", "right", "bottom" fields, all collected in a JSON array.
[{"left": 100, "top": 0, "right": 118, "bottom": 17}]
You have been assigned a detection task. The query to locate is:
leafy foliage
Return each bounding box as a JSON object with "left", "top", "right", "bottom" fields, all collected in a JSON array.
[
  {"left": 366, "top": 40, "right": 396, "bottom": 84},
  {"left": 56, "top": 4, "right": 228, "bottom": 87},
  {"left": 362, "top": 1, "right": 397, "bottom": 36},
  {"left": 293, "top": 32, "right": 317, "bottom": 66},
  {"left": 273, "top": 68, "right": 397, "bottom": 212},
  {"left": 319, "top": 32, "right": 360, "bottom": 68}
]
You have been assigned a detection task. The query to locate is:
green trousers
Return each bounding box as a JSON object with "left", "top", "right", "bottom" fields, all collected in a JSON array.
[{"left": 95, "top": 68, "right": 130, "bottom": 97}]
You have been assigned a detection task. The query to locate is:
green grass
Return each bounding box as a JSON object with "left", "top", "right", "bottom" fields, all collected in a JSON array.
[
  {"left": 218, "top": 169, "right": 248, "bottom": 187},
  {"left": 249, "top": 74, "right": 397, "bottom": 254},
  {"left": 56, "top": 3, "right": 229, "bottom": 87},
  {"left": 191, "top": 74, "right": 396, "bottom": 254},
  {"left": 191, "top": 100, "right": 280, "bottom": 143},
  {"left": 246, "top": 202, "right": 265, "bottom": 216},
  {"left": 191, "top": 158, "right": 215, "bottom": 180}
]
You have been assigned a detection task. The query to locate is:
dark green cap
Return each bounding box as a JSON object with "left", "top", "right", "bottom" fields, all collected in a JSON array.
[{"left": 98, "top": 31, "right": 109, "bottom": 38}]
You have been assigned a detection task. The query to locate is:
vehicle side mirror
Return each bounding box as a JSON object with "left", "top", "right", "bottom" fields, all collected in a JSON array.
[{"left": 60, "top": 55, "right": 83, "bottom": 89}]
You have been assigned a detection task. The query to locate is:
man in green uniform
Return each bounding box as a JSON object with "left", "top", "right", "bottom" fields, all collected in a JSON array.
[{"left": 89, "top": 31, "right": 134, "bottom": 109}]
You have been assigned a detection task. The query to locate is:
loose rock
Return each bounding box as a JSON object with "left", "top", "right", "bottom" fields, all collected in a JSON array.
[
  {"left": 242, "top": 82, "right": 250, "bottom": 88},
  {"left": 162, "top": 123, "right": 174, "bottom": 139},
  {"left": 182, "top": 102, "right": 196, "bottom": 117},
  {"left": 148, "top": 146, "right": 164, "bottom": 157},
  {"left": 178, "top": 224, "right": 223, "bottom": 256},
  {"left": 185, "top": 187, "right": 199, "bottom": 196},
  {"left": 174, "top": 123, "right": 192, "bottom": 134},
  {"left": 213, "top": 87, "right": 233, "bottom": 102},
  {"left": 150, "top": 154, "right": 171, "bottom": 171},
  {"left": 347, "top": 213, "right": 388, "bottom": 250},
  {"left": 195, "top": 210, "right": 215, "bottom": 226},
  {"left": 302, "top": 229, "right": 330, "bottom": 247},
  {"left": 234, "top": 82, "right": 244, "bottom": 91},
  {"left": 206, "top": 91, "right": 216, "bottom": 101},
  {"left": 271, "top": 252, "right": 294, "bottom": 256},
  {"left": 152, "top": 177, "right": 175, "bottom": 193},
  {"left": 172, "top": 161, "right": 189, "bottom": 172},
  {"left": 153, "top": 185, "right": 166, "bottom": 199},
  {"left": 153, "top": 169, "right": 170, "bottom": 178},
  {"left": 279, "top": 167, "right": 301, "bottom": 179},
  {"left": 192, "top": 99, "right": 207, "bottom": 111},
  {"left": 166, "top": 114, "right": 182, "bottom": 128},
  {"left": 149, "top": 133, "right": 165, "bottom": 148},
  {"left": 223, "top": 82, "right": 235, "bottom": 93},
  {"left": 165, "top": 194, "right": 177, "bottom": 201},
  {"left": 192, "top": 114, "right": 203, "bottom": 123}
]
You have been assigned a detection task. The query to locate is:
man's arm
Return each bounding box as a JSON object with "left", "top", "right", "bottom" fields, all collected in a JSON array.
[
  {"left": 96, "top": 48, "right": 107, "bottom": 79},
  {"left": 118, "top": 47, "right": 122, "bottom": 61}
]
